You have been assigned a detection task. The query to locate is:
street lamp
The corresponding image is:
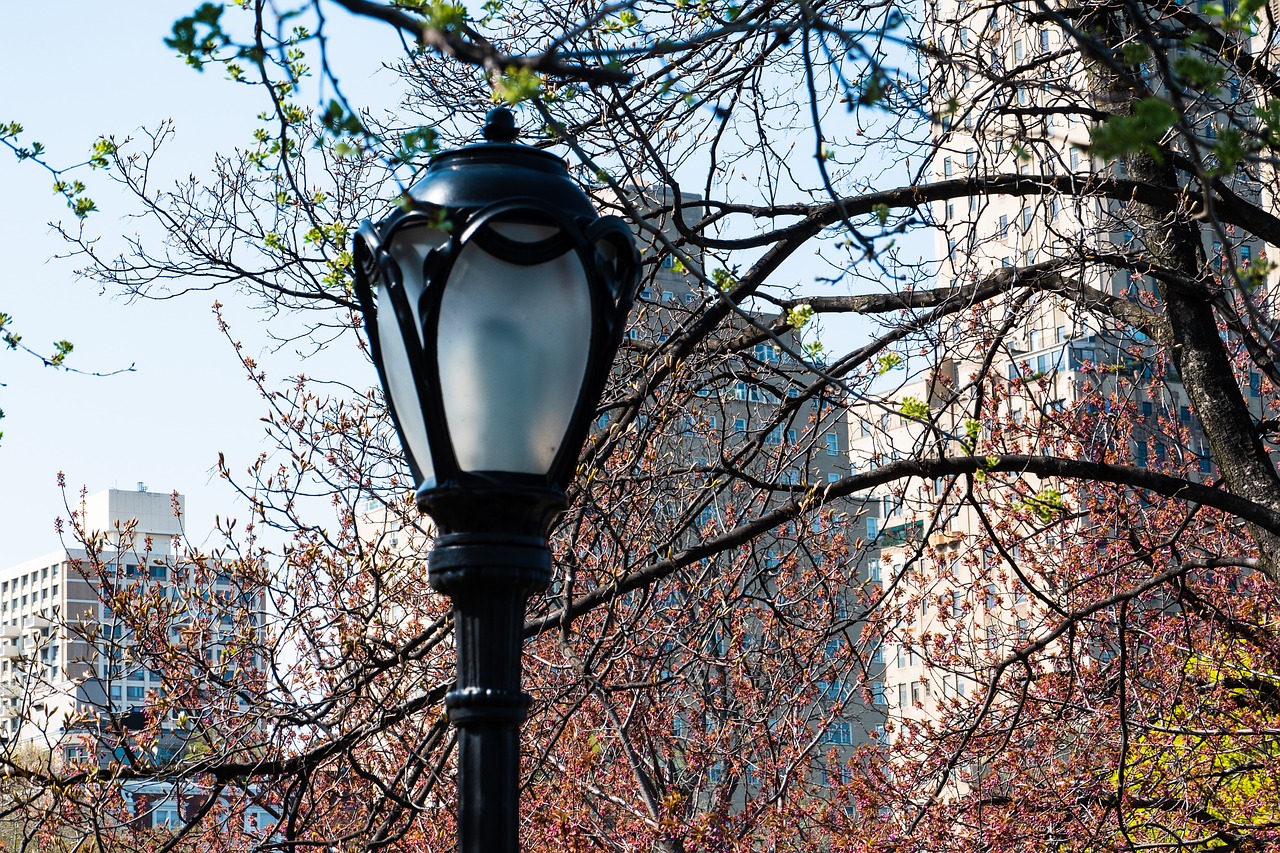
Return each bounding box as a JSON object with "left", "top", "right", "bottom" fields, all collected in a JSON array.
[{"left": 351, "top": 107, "right": 640, "bottom": 853}]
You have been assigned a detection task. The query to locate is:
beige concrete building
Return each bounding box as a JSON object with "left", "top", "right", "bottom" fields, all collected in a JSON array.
[{"left": 850, "top": 0, "right": 1273, "bottom": 737}]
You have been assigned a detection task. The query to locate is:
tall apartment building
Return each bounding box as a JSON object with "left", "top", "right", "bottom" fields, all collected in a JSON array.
[
  {"left": 613, "top": 188, "right": 891, "bottom": 795},
  {"left": 853, "top": 1, "right": 1274, "bottom": 737}
]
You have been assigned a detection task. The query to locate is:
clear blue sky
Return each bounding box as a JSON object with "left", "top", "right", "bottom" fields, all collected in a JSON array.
[
  {"left": 0, "top": 2, "right": 393, "bottom": 563},
  {"left": 0, "top": 3, "right": 917, "bottom": 564}
]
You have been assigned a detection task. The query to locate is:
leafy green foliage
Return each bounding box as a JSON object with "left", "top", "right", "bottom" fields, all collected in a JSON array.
[
  {"left": 1019, "top": 487, "right": 1066, "bottom": 523},
  {"left": 393, "top": 127, "right": 440, "bottom": 166},
  {"left": 1120, "top": 43, "right": 1151, "bottom": 64},
  {"left": 0, "top": 121, "right": 43, "bottom": 160},
  {"left": 1256, "top": 99, "right": 1280, "bottom": 141},
  {"left": 875, "top": 352, "right": 902, "bottom": 375},
  {"left": 786, "top": 304, "right": 815, "bottom": 329},
  {"left": 1088, "top": 97, "right": 1178, "bottom": 162},
  {"left": 900, "top": 396, "right": 931, "bottom": 420},
  {"left": 492, "top": 67, "right": 544, "bottom": 104},
  {"left": 1172, "top": 54, "right": 1225, "bottom": 91},
  {"left": 402, "top": 0, "right": 469, "bottom": 31},
  {"left": 711, "top": 269, "right": 737, "bottom": 292},
  {"left": 1219, "top": 0, "right": 1268, "bottom": 32},
  {"left": 602, "top": 10, "right": 642, "bottom": 33},
  {"left": 855, "top": 71, "right": 888, "bottom": 107},
  {"left": 166, "top": 3, "right": 231, "bottom": 71},
  {"left": 1211, "top": 126, "right": 1249, "bottom": 173},
  {"left": 3, "top": 122, "right": 104, "bottom": 218},
  {"left": 319, "top": 103, "right": 360, "bottom": 135},
  {"left": 87, "top": 138, "right": 116, "bottom": 169}
]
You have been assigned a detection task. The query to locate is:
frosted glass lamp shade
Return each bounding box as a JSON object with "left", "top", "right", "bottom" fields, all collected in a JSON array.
[{"left": 437, "top": 222, "right": 592, "bottom": 475}]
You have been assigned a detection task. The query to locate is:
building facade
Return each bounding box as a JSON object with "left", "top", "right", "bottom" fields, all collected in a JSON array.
[{"left": 0, "top": 486, "right": 269, "bottom": 830}]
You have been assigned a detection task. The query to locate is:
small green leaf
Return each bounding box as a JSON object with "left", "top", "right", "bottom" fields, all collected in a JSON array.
[
  {"left": 786, "top": 304, "right": 815, "bottom": 329},
  {"left": 900, "top": 396, "right": 931, "bottom": 420},
  {"left": 875, "top": 352, "right": 902, "bottom": 375}
]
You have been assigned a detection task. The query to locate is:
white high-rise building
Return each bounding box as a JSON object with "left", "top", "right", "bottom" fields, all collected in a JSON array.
[{"left": 0, "top": 487, "right": 262, "bottom": 767}]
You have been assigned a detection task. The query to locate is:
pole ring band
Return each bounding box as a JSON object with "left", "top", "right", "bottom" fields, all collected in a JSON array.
[
  {"left": 429, "top": 541, "right": 552, "bottom": 594},
  {"left": 445, "top": 687, "right": 531, "bottom": 726}
]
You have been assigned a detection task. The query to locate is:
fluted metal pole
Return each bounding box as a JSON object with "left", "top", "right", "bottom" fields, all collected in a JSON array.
[{"left": 424, "top": 487, "right": 561, "bottom": 853}]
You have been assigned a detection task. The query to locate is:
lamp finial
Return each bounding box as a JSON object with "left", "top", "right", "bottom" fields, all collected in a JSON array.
[{"left": 483, "top": 108, "right": 519, "bottom": 143}]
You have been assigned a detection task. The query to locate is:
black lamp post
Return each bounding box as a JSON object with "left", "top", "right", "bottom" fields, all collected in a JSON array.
[{"left": 352, "top": 107, "right": 639, "bottom": 853}]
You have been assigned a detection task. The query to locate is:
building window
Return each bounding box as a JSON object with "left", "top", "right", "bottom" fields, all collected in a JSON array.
[
  {"left": 753, "top": 343, "right": 780, "bottom": 363},
  {"left": 825, "top": 721, "right": 855, "bottom": 744},
  {"left": 825, "top": 433, "right": 839, "bottom": 456}
]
